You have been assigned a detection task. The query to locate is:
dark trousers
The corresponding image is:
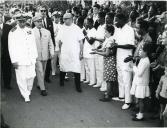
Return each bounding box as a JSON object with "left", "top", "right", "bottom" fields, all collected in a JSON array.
[
  {"left": 45, "top": 59, "right": 51, "bottom": 80},
  {"left": 150, "top": 68, "right": 164, "bottom": 112},
  {"left": 60, "top": 71, "right": 81, "bottom": 90},
  {"left": 1, "top": 57, "right": 12, "bottom": 88}
]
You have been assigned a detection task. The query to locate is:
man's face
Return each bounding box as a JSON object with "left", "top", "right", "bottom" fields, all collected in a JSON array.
[
  {"left": 0, "top": 13, "right": 3, "bottom": 24},
  {"left": 114, "top": 17, "right": 121, "bottom": 28},
  {"left": 40, "top": 7, "right": 47, "bottom": 17},
  {"left": 34, "top": 19, "right": 43, "bottom": 29},
  {"left": 93, "top": 7, "right": 99, "bottom": 15},
  {"left": 135, "top": 23, "right": 143, "bottom": 35},
  {"left": 18, "top": 19, "right": 26, "bottom": 28},
  {"left": 54, "top": 16, "right": 60, "bottom": 24},
  {"left": 97, "top": 15, "right": 104, "bottom": 24},
  {"left": 63, "top": 17, "right": 72, "bottom": 26}
]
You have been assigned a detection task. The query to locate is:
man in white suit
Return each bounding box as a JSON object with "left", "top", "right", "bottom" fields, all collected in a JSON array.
[
  {"left": 8, "top": 13, "right": 38, "bottom": 102},
  {"left": 32, "top": 14, "right": 54, "bottom": 96}
]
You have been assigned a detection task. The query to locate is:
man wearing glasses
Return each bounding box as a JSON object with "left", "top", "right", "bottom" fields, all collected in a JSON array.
[
  {"left": 39, "top": 5, "right": 55, "bottom": 83},
  {"left": 57, "top": 13, "right": 84, "bottom": 92},
  {"left": 8, "top": 14, "right": 38, "bottom": 102}
]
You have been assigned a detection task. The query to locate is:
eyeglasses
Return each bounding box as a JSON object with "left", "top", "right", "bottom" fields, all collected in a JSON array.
[{"left": 41, "top": 10, "right": 46, "bottom": 12}]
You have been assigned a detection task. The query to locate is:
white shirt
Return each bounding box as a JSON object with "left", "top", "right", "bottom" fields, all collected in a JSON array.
[
  {"left": 94, "top": 24, "right": 105, "bottom": 48},
  {"left": 114, "top": 24, "right": 135, "bottom": 69},
  {"left": 83, "top": 27, "right": 96, "bottom": 58},
  {"left": 8, "top": 25, "right": 38, "bottom": 65}
]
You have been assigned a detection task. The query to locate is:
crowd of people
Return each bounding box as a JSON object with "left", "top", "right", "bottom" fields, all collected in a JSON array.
[{"left": 0, "top": 1, "right": 167, "bottom": 127}]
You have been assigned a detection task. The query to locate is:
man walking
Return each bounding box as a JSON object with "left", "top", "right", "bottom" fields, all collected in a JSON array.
[
  {"left": 8, "top": 13, "right": 38, "bottom": 102},
  {"left": 32, "top": 14, "right": 54, "bottom": 96},
  {"left": 57, "top": 13, "right": 84, "bottom": 92}
]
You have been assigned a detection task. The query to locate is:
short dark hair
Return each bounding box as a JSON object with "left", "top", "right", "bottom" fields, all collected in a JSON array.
[
  {"left": 93, "top": 4, "right": 100, "bottom": 9},
  {"left": 105, "top": 24, "right": 115, "bottom": 36},
  {"left": 98, "top": 11, "right": 106, "bottom": 19},
  {"left": 86, "top": 17, "right": 94, "bottom": 24},
  {"left": 114, "top": 13, "right": 127, "bottom": 22},
  {"left": 142, "top": 43, "right": 151, "bottom": 55},
  {"left": 136, "top": 18, "right": 149, "bottom": 31},
  {"left": 106, "top": 12, "right": 115, "bottom": 19}
]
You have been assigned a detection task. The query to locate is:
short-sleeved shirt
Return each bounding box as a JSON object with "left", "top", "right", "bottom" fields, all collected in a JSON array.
[
  {"left": 83, "top": 27, "right": 96, "bottom": 58},
  {"left": 114, "top": 24, "right": 135, "bottom": 70}
]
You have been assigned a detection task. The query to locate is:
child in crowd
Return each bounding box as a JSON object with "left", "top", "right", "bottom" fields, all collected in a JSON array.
[
  {"left": 130, "top": 43, "right": 151, "bottom": 121},
  {"left": 90, "top": 24, "right": 117, "bottom": 101},
  {"left": 156, "top": 67, "right": 167, "bottom": 121}
]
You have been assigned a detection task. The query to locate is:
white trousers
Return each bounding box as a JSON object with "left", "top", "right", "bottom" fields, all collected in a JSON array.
[
  {"left": 81, "top": 59, "right": 86, "bottom": 81},
  {"left": 15, "top": 65, "right": 35, "bottom": 99},
  {"left": 36, "top": 60, "right": 47, "bottom": 90},
  {"left": 94, "top": 54, "right": 104, "bottom": 86},
  {"left": 117, "top": 65, "right": 132, "bottom": 103},
  {"left": 51, "top": 51, "right": 60, "bottom": 75},
  {"left": 84, "top": 58, "right": 96, "bottom": 84}
]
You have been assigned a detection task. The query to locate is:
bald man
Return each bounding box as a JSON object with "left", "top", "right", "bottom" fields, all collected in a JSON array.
[{"left": 57, "top": 13, "right": 84, "bottom": 92}]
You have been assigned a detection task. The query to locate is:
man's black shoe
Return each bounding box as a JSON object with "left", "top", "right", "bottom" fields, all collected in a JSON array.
[
  {"left": 1, "top": 123, "right": 10, "bottom": 128},
  {"left": 76, "top": 88, "right": 82, "bottom": 93},
  {"left": 4, "top": 86, "right": 12, "bottom": 90},
  {"left": 45, "top": 78, "right": 51, "bottom": 83},
  {"left": 37, "top": 86, "right": 40, "bottom": 90},
  {"left": 99, "top": 98, "right": 110, "bottom": 102},
  {"left": 41, "top": 90, "right": 47, "bottom": 96}
]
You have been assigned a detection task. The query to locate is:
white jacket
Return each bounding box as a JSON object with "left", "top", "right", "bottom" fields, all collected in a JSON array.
[{"left": 8, "top": 25, "right": 38, "bottom": 65}]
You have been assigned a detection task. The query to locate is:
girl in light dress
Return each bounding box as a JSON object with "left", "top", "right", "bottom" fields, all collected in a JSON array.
[{"left": 130, "top": 43, "right": 151, "bottom": 121}]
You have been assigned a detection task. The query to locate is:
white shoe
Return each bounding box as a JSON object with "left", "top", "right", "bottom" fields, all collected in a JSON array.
[
  {"left": 122, "top": 103, "right": 130, "bottom": 110},
  {"left": 52, "top": 72, "right": 56, "bottom": 75},
  {"left": 136, "top": 113, "right": 143, "bottom": 119},
  {"left": 83, "top": 81, "right": 89, "bottom": 84},
  {"left": 88, "top": 83, "right": 95, "bottom": 86},
  {"left": 93, "top": 84, "right": 101, "bottom": 88},
  {"left": 100, "top": 87, "right": 107, "bottom": 91},
  {"left": 25, "top": 97, "right": 30, "bottom": 103},
  {"left": 112, "top": 97, "right": 125, "bottom": 102}
]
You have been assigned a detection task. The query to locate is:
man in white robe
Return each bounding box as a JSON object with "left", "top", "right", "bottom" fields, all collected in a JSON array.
[
  {"left": 8, "top": 14, "right": 38, "bottom": 102},
  {"left": 57, "top": 13, "right": 84, "bottom": 92}
]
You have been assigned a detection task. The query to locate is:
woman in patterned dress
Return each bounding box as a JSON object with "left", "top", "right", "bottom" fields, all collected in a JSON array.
[{"left": 90, "top": 24, "right": 117, "bottom": 101}]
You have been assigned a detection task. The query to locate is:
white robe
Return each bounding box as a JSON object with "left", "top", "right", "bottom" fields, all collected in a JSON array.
[{"left": 57, "top": 24, "right": 84, "bottom": 73}]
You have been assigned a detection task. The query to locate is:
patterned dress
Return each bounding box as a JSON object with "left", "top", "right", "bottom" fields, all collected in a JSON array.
[{"left": 102, "top": 37, "right": 117, "bottom": 82}]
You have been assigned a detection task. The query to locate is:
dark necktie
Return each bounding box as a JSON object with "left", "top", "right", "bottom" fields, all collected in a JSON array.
[
  {"left": 43, "top": 19, "right": 46, "bottom": 28},
  {"left": 39, "top": 29, "right": 42, "bottom": 38}
]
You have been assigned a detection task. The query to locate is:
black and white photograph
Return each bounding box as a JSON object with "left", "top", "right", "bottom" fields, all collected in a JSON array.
[{"left": 0, "top": 0, "right": 167, "bottom": 127}]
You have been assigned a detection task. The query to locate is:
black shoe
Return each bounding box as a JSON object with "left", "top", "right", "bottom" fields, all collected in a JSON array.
[
  {"left": 37, "top": 86, "right": 40, "bottom": 90},
  {"left": 45, "top": 78, "right": 51, "bottom": 83},
  {"left": 1, "top": 123, "right": 10, "bottom": 128},
  {"left": 41, "top": 90, "right": 47, "bottom": 96},
  {"left": 99, "top": 98, "right": 111, "bottom": 102},
  {"left": 4, "top": 86, "right": 12, "bottom": 90},
  {"left": 76, "top": 88, "right": 82, "bottom": 93},
  {"left": 60, "top": 82, "right": 64, "bottom": 86},
  {"left": 132, "top": 117, "right": 144, "bottom": 121}
]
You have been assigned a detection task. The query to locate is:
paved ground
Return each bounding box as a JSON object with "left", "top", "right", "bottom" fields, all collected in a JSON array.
[{"left": 2, "top": 72, "right": 159, "bottom": 128}]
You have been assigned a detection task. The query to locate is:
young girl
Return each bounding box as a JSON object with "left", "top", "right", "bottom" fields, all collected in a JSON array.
[
  {"left": 130, "top": 43, "right": 151, "bottom": 121},
  {"left": 156, "top": 67, "right": 167, "bottom": 121},
  {"left": 90, "top": 24, "right": 117, "bottom": 101}
]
